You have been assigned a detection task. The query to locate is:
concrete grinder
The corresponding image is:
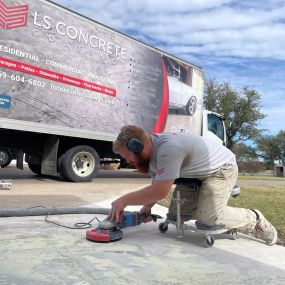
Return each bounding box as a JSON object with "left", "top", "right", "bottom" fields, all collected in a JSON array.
[{"left": 86, "top": 211, "right": 162, "bottom": 243}]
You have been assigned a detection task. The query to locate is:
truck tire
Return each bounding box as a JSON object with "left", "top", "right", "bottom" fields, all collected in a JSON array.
[
  {"left": 57, "top": 153, "right": 68, "bottom": 180},
  {"left": 28, "top": 163, "right": 42, "bottom": 175},
  {"left": 60, "top": 145, "right": 100, "bottom": 182},
  {"left": 0, "top": 148, "right": 13, "bottom": 168},
  {"left": 186, "top": 96, "right": 197, "bottom": 116}
]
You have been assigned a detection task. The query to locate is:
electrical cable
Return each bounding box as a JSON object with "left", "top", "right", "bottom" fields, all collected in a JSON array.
[
  {"left": 45, "top": 214, "right": 100, "bottom": 229},
  {"left": 26, "top": 206, "right": 103, "bottom": 230}
]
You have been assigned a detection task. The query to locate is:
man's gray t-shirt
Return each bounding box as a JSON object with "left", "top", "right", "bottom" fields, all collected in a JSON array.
[{"left": 149, "top": 132, "right": 236, "bottom": 180}]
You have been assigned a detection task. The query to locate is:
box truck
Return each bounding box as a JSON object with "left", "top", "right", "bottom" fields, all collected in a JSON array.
[{"left": 0, "top": 0, "right": 226, "bottom": 181}]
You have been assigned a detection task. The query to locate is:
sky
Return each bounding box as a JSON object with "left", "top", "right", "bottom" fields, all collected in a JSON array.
[{"left": 53, "top": 0, "right": 285, "bottom": 136}]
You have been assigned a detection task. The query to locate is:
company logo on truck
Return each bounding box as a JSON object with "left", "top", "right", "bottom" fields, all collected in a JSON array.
[
  {"left": 32, "top": 11, "right": 127, "bottom": 60},
  {"left": 0, "top": 1, "right": 127, "bottom": 59},
  {"left": 0, "top": 0, "right": 28, "bottom": 29}
]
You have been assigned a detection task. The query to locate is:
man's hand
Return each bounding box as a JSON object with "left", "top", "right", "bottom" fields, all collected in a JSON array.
[
  {"left": 108, "top": 197, "right": 127, "bottom": 222},
  {"left": 139, "top": 204, "right": 155, "bottom": 223},
  {"left": 107, "top": 180, "right": 174, "bottom": 222},
  {"left": 139, "top": 205, "right": 153, "bottom": 214}
]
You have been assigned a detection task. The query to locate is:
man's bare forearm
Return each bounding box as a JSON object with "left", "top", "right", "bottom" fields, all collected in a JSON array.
[{"left": 120, "top": 180, "right": 174, "bottom": 206}]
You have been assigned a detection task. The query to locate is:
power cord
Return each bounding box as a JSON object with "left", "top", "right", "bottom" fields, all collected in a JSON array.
[{"left": 27, "top": 206, "right": 102, "bottom": 229}]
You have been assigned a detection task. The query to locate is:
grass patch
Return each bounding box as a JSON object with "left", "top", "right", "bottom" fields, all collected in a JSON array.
[
  {"left": 228, "top": 186, "right": 285, "bottom": 246},
  {"left": 238, "top": 175, "right": 285, "bottom": 181}
]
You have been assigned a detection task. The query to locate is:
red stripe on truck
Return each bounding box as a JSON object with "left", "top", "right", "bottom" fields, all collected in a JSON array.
[
  {"left": 152, "top": 58, "right": 169, "bottom": 133},
  {"left": 0, "top": 56, "right": 116, "bottom": 97}
]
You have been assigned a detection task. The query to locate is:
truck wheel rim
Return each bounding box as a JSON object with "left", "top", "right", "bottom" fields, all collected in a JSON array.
[
  {"left": 187, "top": 96, "right": 197, "bottom": 115},
  {"left": 72, "top": 151, "right": 96, "bottom": 177}
]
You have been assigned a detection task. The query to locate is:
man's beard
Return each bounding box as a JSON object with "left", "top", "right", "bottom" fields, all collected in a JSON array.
[{"left": 135, "top": 154, "right": 150, "bottom": 174}]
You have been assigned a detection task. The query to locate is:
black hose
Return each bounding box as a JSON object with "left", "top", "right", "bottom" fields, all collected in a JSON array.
[{"left": 0, "top": 207, "right": 111, "bottom": 217}]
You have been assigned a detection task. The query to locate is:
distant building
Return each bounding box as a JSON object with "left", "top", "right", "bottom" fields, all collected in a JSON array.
[{"left": 274, "top": 164, "right": 285, "bottom": 177}]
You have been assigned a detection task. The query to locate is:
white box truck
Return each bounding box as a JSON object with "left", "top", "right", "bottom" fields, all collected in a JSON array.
[{"left": 0, "top": 0, "right": 226, "bottom": 181}]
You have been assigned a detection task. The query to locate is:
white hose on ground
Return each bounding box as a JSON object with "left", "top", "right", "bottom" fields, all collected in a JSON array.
[{"left": 0, "top": 207, "right": 111, "bottom": 217}]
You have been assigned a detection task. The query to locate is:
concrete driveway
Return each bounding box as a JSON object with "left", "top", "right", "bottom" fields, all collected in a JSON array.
[
  {"left": 0, "top": 204, "right": 285, "bottom": 285},
  {"left": 0, "top": 166, "right": 285, "bottom": 284}
]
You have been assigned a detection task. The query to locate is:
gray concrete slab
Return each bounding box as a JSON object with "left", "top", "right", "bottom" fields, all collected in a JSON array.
[{"left": 0, "top": 200, "right": 285, "bottom": 285}]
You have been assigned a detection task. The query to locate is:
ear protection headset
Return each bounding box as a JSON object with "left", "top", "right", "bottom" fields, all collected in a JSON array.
[{"left": 117, "top": 132, "right": 144, "bottom": 154}]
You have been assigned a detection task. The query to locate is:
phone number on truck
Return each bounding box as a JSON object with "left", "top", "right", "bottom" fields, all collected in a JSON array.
[{"left": 0, "top": 71, "right": 46, "bottom": 87}]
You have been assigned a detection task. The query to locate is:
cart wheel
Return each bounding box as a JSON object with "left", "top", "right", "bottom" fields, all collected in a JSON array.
[
  {"left": 158, "top": 222, "right": 168, "bottom": 233},
  {"left": 205, "top": 235, "right": 215, "bottom": 248}
]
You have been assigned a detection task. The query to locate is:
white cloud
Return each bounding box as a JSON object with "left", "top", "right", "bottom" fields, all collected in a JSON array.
[
  {"left": 260, "top": 105, "right": 285, "bottom": 134},
  {"left": 55, "top": 0, "right": 234, "bottom": 15},
  {"left": 54, "top": 0, "right": 285, "bottom": 60}
]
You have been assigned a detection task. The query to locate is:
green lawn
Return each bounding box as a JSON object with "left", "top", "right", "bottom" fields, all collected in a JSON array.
[
  {"left": 238, "top": 175, "right": 285, "bottom": 181},
  {"left": 228, "top": 185, "right": 285, "bottom": 246}
]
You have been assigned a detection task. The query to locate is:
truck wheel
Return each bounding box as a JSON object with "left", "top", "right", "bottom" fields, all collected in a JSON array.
[
  {"left": 0, "top": 149, "right": 13, "bottom": 168},
  {"left": 28, "top": 163, "right": 42, "bottom": 175},
  {"left": 61, "top": 146, "right": 100, "bottom": 182},
  {"left": 186, "top": 96, "right": 197, "bottom": 116},
  {"left": 57, "top": 153, "right": 68, "bottom": 180}
]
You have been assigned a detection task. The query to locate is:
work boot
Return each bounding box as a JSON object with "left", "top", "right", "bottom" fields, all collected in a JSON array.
[{"left": 251, "top": 209, "right": 278, "bottom": 246}]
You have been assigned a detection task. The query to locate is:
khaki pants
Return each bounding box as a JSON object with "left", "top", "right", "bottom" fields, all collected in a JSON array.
[{"left": 167, "top": 165, "right": 257, "bottom": 230}]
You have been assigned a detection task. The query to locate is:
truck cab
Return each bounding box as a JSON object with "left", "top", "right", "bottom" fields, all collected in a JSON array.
[{"left": 202, "top": 110, "right": 226, "bottom": 145}]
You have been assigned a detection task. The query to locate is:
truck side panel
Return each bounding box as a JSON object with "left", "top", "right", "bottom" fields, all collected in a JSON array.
[
  {"left": 0, "top": 0, "right": 164, "bottom": 136},
  {"left": 0, "top": 0, "right": 204, "bottom": 138},
  {"left": 0, "top": 0, "right": 206, "bottom": 181}
]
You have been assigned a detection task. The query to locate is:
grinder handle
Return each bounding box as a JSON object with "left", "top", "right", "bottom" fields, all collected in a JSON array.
[{"left": 139, "top": 212, "right": 162, "bottom": 223}]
